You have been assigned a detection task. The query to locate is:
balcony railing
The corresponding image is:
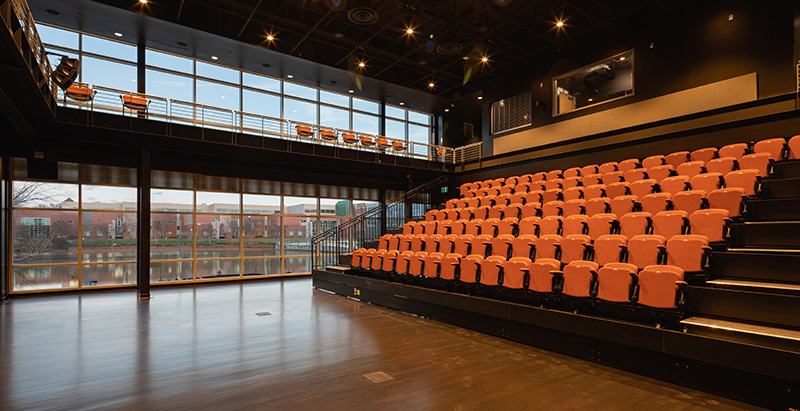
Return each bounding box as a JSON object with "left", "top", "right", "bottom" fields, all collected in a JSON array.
[{"left": 56, "top": 83, "right": 462, "bottom": 164}]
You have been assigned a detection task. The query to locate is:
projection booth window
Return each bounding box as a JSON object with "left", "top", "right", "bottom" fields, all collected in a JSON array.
[{"left": 554, "top": 50, "right": 634, "bottom": 116}]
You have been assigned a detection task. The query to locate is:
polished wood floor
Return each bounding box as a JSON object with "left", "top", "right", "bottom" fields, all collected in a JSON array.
[{"left": 0, "top": 279, "right": 765, "bottom": 410}]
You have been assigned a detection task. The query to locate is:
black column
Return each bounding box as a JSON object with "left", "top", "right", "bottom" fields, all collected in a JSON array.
[
  {"left": 137, "top": 39, "right": 146, "bottom": 94},
  {"left": 379, "top": 189, "right": 386, "bottom": 236},
  {"left": 1, "top": 156, "right": 9, "bottom": 301},
  {"left": 137, "top": 142, "right": 151, "bottom": 300},
  {"left": 405, "top": 175, "right": 413, "bottom": 221}
]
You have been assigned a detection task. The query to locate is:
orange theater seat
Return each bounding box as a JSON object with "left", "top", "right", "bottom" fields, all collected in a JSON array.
[
  {"left": 376, "top": 137, "right": 391, "bottom": 149},
  {"left": 65, "top": 84, "right": 93, "bottom": 101},
  {"left": 342, "top": 133, "right": 358, "bottom": 144},
  {"left": 360, "top": 135, "right": 375, "bottom": 146},
  {"left": 392, "top": 140, "right": 406, "bottom": 151},
  {"left": 296, "top": 125, "right": 313, "bottom": 137},
  {"left": 121, "top": 94, "right": 148, "bottom": 112},
  {"left": 320, "top": 129, "right": 337, "bottom": 141}
]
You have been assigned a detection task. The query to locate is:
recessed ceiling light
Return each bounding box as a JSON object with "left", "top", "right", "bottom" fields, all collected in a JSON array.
[
  {"left": 477, "top": 96, "right": 483, "bottom": 100},
  {"left": 335, "top": 32, "right": 344, "bottom": 38},
  {"left": 262, "top": 63, "right": 271, "bottom": 68},
  {"left": 556, "top": 21, "right": 564, "bottom": 27},
  {"left": 481, "top": 57, "right": 488, "bottom": 63},
  {"left": 444, "top": 109, "right": 449, "bottom": 112},
  {"left": 266, "top": 35, "right": 274, "bottom": 41},
  {"left": 211, "top": 55, "right": 218, "bottom": 60},
  {"left": 406, "top": 28, "right": 414, "bottom": 34},
  {"left": 399, "top": 102, "right": 405, "bottom": 106},
  {"left": 139, "top": 0, "right": 148, "bottom": 3},
  {"left": 358, "top": 62, "right": 365, "bottom": 67},
  {"left": 619, "top": 56, "right": 626, "bottom": 61},
  {"left": 45, "top": 9, "right": 60, "bottom": 16},
  {"left": 287, "top": 74, "right": 293, "bottom": 78},
  {"left": 114, "top": 32, "right": 123, "bottom": 37},
  {"left": 348, "top": 89, "right": 354, "bottom": 93},
  {"left": 588, "top": 98, "right": 593, "bottom": 102},
  {"left": 462, "top": 56, "right": 469, "bottom": 60},
  {"left": 428, "top": 82, "right": 435, "bottom": 88},
  {"left": 177, "top": 41, "right": 188, "bottom": 47}
]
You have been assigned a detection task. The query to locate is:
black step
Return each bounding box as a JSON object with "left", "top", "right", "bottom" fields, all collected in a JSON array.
[
  {"left": 681, "top": 316, "right": 800, "bottom": 353},
  {"left": 728, "top": 221, "right": 800, "bottom": 249},
  {"left": 706, "top": 279, "right": 800, "bottom": 297},
  {"left": 688, "top": 286, "right": 800, "bottom": 329},
  {"left": 362, "top": 240, "right": 379, "bottom": 249},
  {"left": 759, "top": 177, "right": 800, "bottom": 199},
  {"left": 773, "top": 160, "right": 800, "bottom": 179},
  {"left": 712, "top": 249, "right": 800, "bottom": 284},
  {"left": 746, "top": 198, "right": 800, "bottom": 221}
]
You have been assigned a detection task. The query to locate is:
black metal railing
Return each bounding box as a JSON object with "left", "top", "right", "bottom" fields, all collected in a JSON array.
[{"left": 312, "top": 175, "right": 451, "bottom": 270}]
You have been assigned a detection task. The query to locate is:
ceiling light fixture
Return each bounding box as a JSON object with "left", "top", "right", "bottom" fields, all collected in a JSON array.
[
  {"left": 619, "top": 56, "right": 626, "bottom": 61},
  {"left": 481, "top": 56, "right": 488, "bottom": 63},
  {"left": 406, "top": 28, "right": 414, "bottom": 35},
  {"left": 211, "top": 55, "right": 218, "bottom": 60},
  {"left": 444, "top": 109, "right": 449, "bottom": 112},
  {"left": 114, "top": 32, "right": 123, "bottom": 37},
  {"left": 428, "top": 81, "right": 435, "bottom": 88},
  {"left": 287, "top": 74, "right": 293, "bottom": 78},
  {"left": 477, "top": 96, "right": 483, "bottom": 100},
  {"left": 266, "top": 35, "right": 274, "bottom": 41},
  {"left": 556, "top": 21, "right": 564, "bottom": 27},
  {"left": 399, "top": 102, "right": 405, "bottom": 106},
  {"left": 348, "top": 89, "right": 354, "bottom": 93},
  {"left": 358, "top": 62, "right": 366, "bottom": 68},
  {"left": 139, "top": 0, "right": 148, "bottom": 3}
]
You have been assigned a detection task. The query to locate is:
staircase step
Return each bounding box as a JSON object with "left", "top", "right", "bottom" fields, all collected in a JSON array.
[
  {"left": 362, "top": 240, "right": 379, "bottom": 249},
  {"left": 759, "top": 177, "right": 800, "bottom": 199},
  {"left": 707, "top": 279, "right": 800, "bottom": 296},
  {"left": 712, "top": 249, "right": 800, "bottom": 283},
  {"left": 681, "top": 316, "right": 800, "bottom": 352},
  {"left": 688, "top": 285, "right": 800, "bottom": 329},
  {"left": 772, "top": 160, "right": 800, "bottom": 179},
  {"left": 746, "top": 198, "right": 800, "bottom": 221},
  {"left": 728, "top": 221, "right": 800, "bottom": 249}
]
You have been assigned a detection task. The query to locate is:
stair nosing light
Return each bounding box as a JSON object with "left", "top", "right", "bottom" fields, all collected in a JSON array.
[{"left": 707, "top": 280, "right": 800, "bottom": 291}]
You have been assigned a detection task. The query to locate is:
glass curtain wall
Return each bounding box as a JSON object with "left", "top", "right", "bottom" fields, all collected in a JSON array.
[
  {"left": 10, "top": 161, "right": 380, "bottom": 292},
  {"left": 37, "top": 23, "right": 434, "bottom": 145}
]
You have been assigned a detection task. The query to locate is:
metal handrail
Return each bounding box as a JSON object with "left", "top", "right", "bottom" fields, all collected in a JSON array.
[
  {"left": 311, "top": 174, "right": 450, "bottom": 270},
  {"left": 5, "top": 0, "right": 56, "bottom": 103}
]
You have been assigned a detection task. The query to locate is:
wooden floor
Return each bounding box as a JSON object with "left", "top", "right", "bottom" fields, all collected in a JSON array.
[{"left": 0, "top": 279, "right": 765, "bottom": 411}]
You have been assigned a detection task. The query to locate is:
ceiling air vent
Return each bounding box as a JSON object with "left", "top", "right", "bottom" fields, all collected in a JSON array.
[
  {"left": 436, "top": 42, "right": 463, "bottom": 56},
  {"left": 347, "top": 7, "right": 379, "bottom": 25}
]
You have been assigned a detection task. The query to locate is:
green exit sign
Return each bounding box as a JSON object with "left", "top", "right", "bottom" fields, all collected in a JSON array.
[{"left": 441, "top": 187, "right": 448, "bottom": 193}]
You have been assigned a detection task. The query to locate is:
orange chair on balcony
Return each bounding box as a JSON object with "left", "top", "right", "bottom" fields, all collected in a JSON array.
[
  {"left": 296, "top": 124, "right": 313, "bottom": 138},
  {"left": 376, "top": 137, "right": 391, "bottom": 150},
  {"left": 393, "top": 140, "right": 407, "bottom": 151},
  {"left": 360, "top": 135, "right": 375, "bottom": 147},
  {"left": 120, "top": 94, "right": 149, "bottom": 116},
  {"left": 320, "top": 129, "right": 337, "bottom": 142},
  {"left": 64, "top": 83, "right": 94, "bottom": 102},
  {"left": 342, "top": 133, "right": 358, "bottom": 144}
]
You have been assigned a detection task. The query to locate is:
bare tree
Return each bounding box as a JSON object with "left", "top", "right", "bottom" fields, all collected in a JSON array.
[{"left": 12, "top": 181, "right": 73, "bottom": 208}]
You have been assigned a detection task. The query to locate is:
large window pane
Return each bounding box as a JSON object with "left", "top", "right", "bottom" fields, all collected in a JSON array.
[
  {"left": 197, "top": 191, "right": 240, "bottom": 213},
  {"left": 13, "top": 210, "right": 79, "bottom": 265},
  {"left": 320, "top": 106, "right": 349, "bottom": 130},
  {"left": 242, "top": 89, "right": 281, "bottom": 118},
  {"left": 283, "top": 217, "right": 312, "bottom": 256},
  {"left": 353, "top": 98, "right": 379, "bottom": 113},
  {"left": 146, "top": 49, "right": 194, "bottom": 73},
  {"left": 150, "top": 213, "right": 193, "bottom": 260},
  {"left": 81, "top": 185, "right": 137, "bottom": 210},
  {"left": 82, "top": 34, "right": 136, "bottom": 62},
  {"left": 151, "top": 260, "right": 194, "bottom": 282},
  {"left": 196, "top": 61, "right": 239, "bottom": 84},
  {"left": 284, "top": 98, "right": 318, "bottom": 124},
  {"left": 146, "top": 69, "right": 193, "bottom": 103},
  {"left": 354, "top": 201, "right": 380, "bottom": 216},
  {"left": 320, "top": 91, "right": 350, "bottom": 107},
  {"left": 82, "top": 57, "right": 137, "bottom": 91},
  {"left": 13, "top": 182, "right": 78, "bottom": 208},
  {"left": 151, "top": 189, "right": 193, "bottom": 212},
  {"left": 242, "top": 73, "right": 281, "bottom": 93},
  {"left": 284, "top": 82, "right": 317, "bottom": 101},
  {"left": 243, "top": 215, "right": 281, "bottom": 257},
  {"left": 284, "top": 256, "right": 311, "bottom": 274},
  {"left": 38, "top": 24, "right": 79, "bottom": 50},
  {"left": 352, "top": 112, "right": 378, "bottom": 134},
  {"left": 196, "top": 259, "right": 240, "bottom": 279},
  {"left": 385, "top": 119, "right": 406, "bottom": 140},
  {"left": 243, "top": 194, "right": 281, "bottom": 214},
  {"left": 318, "top": 218, "right": 348, "bottom": 236},
  {"left": 196, "top": 215, "right": 240, "bottom": 259},
  {"left": 81, "top": 211, "right": 137, "bottom": 262},
  {"left": 409, "top": 111, "right": 430, "bottom": 125},
  {"left": 82, "top": 263, "right": 136, "bottom": 287},
  {"left": 13, "top": 265, "right": 78, "bottom": 291},
  {"left": 321, "top": 199, "right": 351, "bottom": 217},
  {"left": 284, "top": 197, "right": 317, "bottom": 215},
  {"left": 243, "top": 258, "right": 281, "bottom": 276},
  {"left": 409, "top": 124, "right": 430, "bottom": 144},
  {"left": 196, "top": 79, "right": 240, "bottom": 112},
  {"left": 386, "top": 105, "right": 406, "bottom": 120}
]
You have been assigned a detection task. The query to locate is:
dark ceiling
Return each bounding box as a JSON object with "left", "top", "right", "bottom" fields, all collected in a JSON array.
[{"left": 81, "top": 0, "right": 690, "bottom": 99}]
